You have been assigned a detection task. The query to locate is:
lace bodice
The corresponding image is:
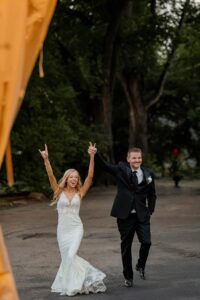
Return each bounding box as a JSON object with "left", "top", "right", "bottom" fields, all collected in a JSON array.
[{"left": 57, "top": 192, "right": 81, "bottom": 214}]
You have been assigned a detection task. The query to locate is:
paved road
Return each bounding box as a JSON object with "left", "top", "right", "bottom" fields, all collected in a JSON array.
[{"left": 1, "top": 180, "right": 200, "bottom": 300}]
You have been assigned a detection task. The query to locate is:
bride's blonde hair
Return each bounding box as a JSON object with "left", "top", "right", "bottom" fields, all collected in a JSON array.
[{"left": 50, "top": 169, "right": 82, "bottom": 206}]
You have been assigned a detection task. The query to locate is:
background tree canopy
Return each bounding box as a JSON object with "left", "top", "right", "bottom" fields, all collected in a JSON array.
[{"left": 1, "top": 0, "right": 200, "bottom": 192}]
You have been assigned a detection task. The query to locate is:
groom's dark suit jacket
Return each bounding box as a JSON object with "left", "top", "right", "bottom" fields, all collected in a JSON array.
[{"left": 96, "top": 154, "right": 157, "bottom": 222}]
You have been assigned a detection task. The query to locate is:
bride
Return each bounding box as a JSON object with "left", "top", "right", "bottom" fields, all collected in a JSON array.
[{"left": 39, "top": 143, "right": 106, "bottom": 296}]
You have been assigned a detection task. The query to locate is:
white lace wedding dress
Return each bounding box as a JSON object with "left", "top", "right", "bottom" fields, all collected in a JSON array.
[{"left": 51, "top": 192, "right": 106, "bottom": 296}]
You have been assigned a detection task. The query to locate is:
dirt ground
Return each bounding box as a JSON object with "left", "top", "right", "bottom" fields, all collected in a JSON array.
[{"left": 0, "top": 179, "right": 200, "bottom": 300}]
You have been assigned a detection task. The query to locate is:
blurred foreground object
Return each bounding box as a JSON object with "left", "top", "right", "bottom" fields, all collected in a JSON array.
[
  {"left": 0, "top": 226, "right": 20, "bottom": 300},
  {"left": 0, "top": 0, "right": 57, "bottom": 185}
]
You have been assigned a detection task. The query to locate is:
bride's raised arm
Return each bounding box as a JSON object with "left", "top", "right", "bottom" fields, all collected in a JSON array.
[
  {"left": 39, "top": 144, "right": 58, "bottom": 192},
  {"left": 80, "top": 142, "right": 97, "bottom": 199}
]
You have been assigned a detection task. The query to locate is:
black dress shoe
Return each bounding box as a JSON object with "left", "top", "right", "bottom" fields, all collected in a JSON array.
[
  {"left": 136, "top": 264, "right": 146, "bottom": 280},
  {"left": 124, "top": 279, "right": 133, "bottom": 287}
]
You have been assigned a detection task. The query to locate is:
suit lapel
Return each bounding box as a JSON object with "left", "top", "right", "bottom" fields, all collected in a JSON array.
[
  {"left": 124, "top": 164, "right": 136, "bottom": 188},
  {"left": 119, "top": 162, "right": 132, "bottom": 187},
  {"left": 141, "top": 167, "right": 151, "bottom": 185}
]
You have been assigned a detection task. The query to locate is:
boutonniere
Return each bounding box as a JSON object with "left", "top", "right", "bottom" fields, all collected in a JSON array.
[{"left": 146, "top": 176, "right": 152, "bottom": 184}]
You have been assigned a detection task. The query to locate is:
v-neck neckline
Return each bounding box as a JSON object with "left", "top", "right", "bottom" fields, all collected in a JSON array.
[{"left": 63, "top": 191, "right": 77, "bottom": 206}]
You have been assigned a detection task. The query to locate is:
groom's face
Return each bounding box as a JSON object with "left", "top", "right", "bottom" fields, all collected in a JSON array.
[{"left": 127, "top": 151, "right": 142, "bottom": 170}]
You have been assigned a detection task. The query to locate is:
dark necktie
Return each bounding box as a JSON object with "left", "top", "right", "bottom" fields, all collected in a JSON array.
[{"left": 132, "top": 171, "right": 138, "bottom": 186}]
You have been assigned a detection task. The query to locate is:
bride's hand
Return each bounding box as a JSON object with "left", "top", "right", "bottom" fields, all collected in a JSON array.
[{"left": 39, "top": 144, "right": 49, "bottom": 160}]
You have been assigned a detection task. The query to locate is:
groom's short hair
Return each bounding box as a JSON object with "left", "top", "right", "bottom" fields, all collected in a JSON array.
[{"left": 127, "top": 147, "right": 142, "bottom": 157}]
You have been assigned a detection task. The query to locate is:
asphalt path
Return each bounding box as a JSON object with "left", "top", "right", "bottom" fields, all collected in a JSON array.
[{"left": 0, "top": 180, "right": 200, "bottom": 300}]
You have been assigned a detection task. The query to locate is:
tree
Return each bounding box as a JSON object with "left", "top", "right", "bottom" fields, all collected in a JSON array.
[{"left": 118, "top": 0, "right": 191, "bottom": 155}]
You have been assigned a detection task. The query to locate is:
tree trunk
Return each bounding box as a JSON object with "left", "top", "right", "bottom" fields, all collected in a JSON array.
[
  {"left": 101, "top": 0, "right": 130, "bottom": 162},
  {"left": 122, "top": 74, "right": 148, "bottom": 156}
]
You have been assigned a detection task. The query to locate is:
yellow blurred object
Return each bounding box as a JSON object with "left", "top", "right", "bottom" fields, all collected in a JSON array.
[
  {"left": 0, "top": 226, "right": 20, "bottom": 300},
  {"left": 5, "top": 139, "right": 14, "bottom": 187},
  {"left": 0, "top": 0, "right": 57, "bottom": 184}
]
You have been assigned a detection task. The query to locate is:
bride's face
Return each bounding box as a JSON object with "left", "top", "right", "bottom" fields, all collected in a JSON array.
[{"left": 67, "top": 171, "right": 79, "bottom": 189}]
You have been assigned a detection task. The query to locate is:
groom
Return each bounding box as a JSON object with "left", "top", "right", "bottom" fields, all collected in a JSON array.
[{"left": 89, "top": 145, "right": 156, "bottom": 287}]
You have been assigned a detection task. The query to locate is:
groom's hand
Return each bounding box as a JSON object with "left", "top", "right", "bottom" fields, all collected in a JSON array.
[{"left": 88, "top": 142, "right": 97, "bottom": 155}]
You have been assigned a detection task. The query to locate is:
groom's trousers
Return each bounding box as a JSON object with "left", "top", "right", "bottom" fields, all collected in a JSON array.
[{"left": 117, "top": 213, "right": 151, "bottom": 280}]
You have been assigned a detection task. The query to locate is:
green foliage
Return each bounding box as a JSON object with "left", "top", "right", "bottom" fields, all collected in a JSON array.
[
  {"left": 148, "top": 4, "right": 200, "bottom": 169},
  {"left": 1, "top": 0, "right": 200, "bottom": 192},
  {"left": 0, "top": 181, "right": 31, "bottom": 197}
]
